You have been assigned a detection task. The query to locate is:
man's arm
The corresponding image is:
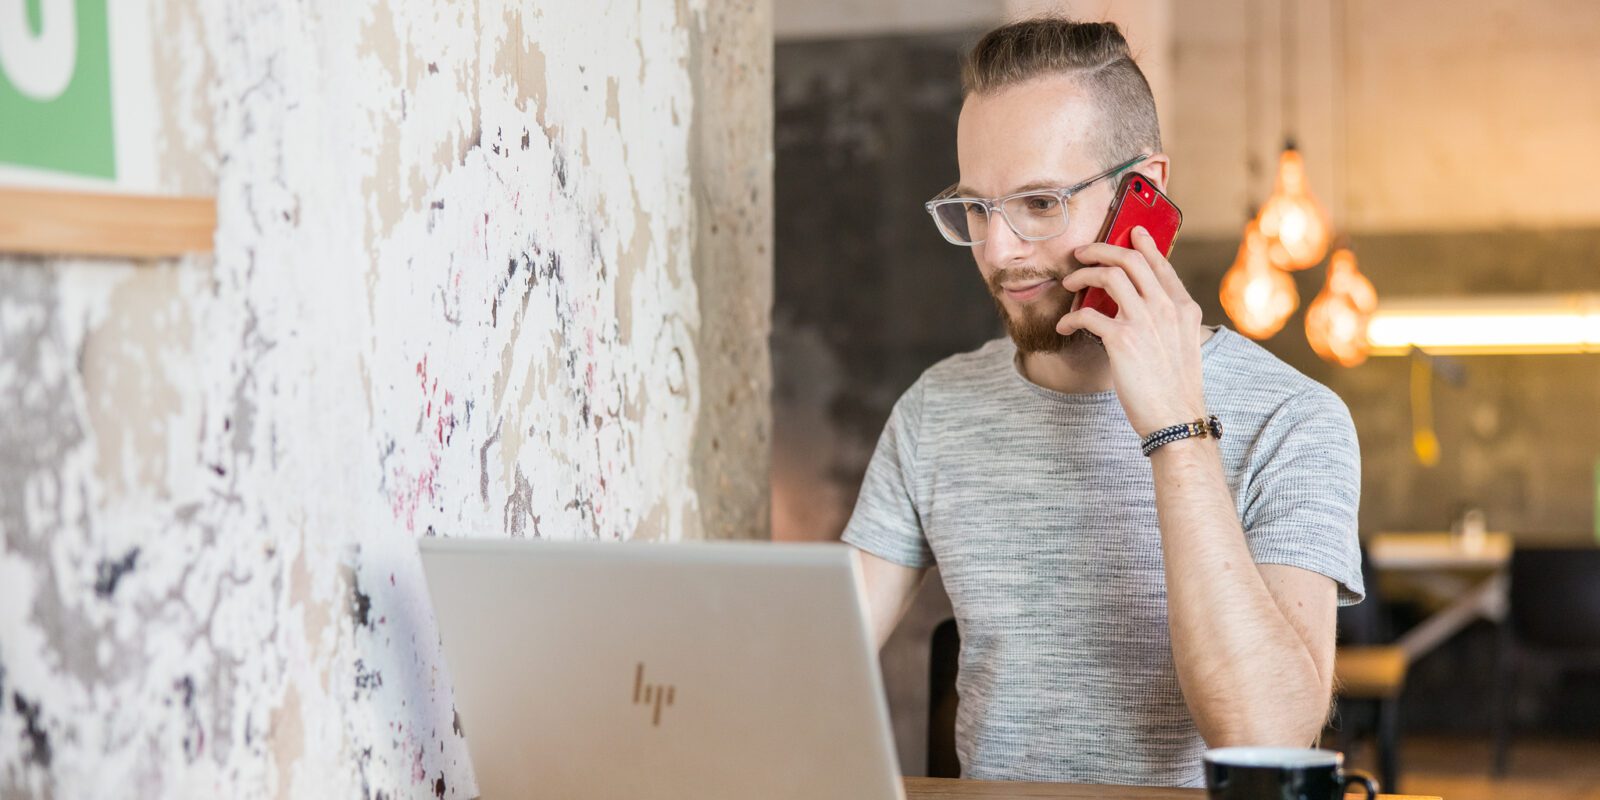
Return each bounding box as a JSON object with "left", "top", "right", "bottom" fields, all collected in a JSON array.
[
  {"left": 1150, "top": 437, "right": 1338, "bottom": 747},
  {"left": 854, "top": 547, "right": 930, "bottom": 649},
  {"left": 1060, "top": 228, "right": 1345, "bottom": 748}
]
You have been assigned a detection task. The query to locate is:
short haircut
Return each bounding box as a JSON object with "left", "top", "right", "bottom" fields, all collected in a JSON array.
[{"left": 961, "top": 17, "right": 1162, "bottom": 168}]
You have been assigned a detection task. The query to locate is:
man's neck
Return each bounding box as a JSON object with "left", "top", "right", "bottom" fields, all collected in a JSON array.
[
  {"left": 1017, "top": 340, "right": 1115, "bottom": 395},
  {"left": 1016, "top": 326, "right": 1216, "bottom": 396}
]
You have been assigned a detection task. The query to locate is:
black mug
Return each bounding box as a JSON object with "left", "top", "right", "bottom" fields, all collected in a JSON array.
[{"left": 1204, "top": 747, "right": 1379, "bottom": 800}]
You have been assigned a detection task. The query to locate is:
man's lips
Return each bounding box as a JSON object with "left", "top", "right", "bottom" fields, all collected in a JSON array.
[{"left": 1001, "top": 279, "right": 1055, "bottom": 302}]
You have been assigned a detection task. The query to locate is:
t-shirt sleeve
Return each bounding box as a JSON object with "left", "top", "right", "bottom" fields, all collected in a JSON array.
[
  {"left": 840, "top": 379, "right": 935, "bottom": 569},
  {"left": 1239, "top": 385, "right": 1366, "bottom": 605}
]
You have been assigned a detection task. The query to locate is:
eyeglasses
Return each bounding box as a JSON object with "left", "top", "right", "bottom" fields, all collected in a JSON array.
[{"left": 924, "top": 153, "right": 1150, "bottom": 246}]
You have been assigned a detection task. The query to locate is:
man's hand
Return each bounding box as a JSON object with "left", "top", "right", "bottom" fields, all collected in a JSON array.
[{"left": 1055, "top": 226, "right": 1208, "bottom": 437}]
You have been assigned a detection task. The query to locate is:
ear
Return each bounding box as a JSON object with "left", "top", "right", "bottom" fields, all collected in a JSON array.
[{"left": 1136, "top": 153, "right": 1172, "bottom": 193}]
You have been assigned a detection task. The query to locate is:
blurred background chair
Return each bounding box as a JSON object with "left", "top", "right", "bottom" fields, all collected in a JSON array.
[
  {"left": 927, "top": 617, "right": 962, "bottom": 778},
  {"left": 1333, "top": 547, "right": 1408, "bottom": 794},
  {"left": 1492, "top": 546, "right": 1600, "bottom": 775}
]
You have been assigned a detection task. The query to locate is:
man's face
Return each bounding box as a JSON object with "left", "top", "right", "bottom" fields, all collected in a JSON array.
[{"left": 956, "top": 75, "right": 1117, "bottom": 354}]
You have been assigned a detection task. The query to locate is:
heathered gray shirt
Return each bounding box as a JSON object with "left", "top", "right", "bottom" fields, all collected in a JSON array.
[{"left": 842, "top": 325, "right": 1364, "bottom": 788}]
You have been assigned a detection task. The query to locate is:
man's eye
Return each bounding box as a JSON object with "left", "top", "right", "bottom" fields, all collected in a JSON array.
[{"left": 1024, "top": 196, "right": 1060, "bottom": 214}]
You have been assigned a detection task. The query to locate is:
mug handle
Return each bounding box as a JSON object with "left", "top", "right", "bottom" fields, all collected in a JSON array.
[{"left": 1341, "top": 768, "right": 1380, "bottom": 799}]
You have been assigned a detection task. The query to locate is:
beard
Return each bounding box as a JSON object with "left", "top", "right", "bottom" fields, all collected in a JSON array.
[{"left": 987, "top": 268, "right": 1102, "bottom": 354}]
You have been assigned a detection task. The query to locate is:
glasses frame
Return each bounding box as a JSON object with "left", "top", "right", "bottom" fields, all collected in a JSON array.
[{"left": 924, "top": 153, "right": 1151, "bottom": 246}]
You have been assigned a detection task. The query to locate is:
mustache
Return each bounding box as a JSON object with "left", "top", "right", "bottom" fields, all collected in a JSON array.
[{"left": 987, "top": 267, "right": 1067, "bottom": 294}]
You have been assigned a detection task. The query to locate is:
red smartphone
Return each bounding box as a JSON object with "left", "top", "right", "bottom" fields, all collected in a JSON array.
[{"left": 1071, "top": 172, "right": 1183, "bottom": 319}]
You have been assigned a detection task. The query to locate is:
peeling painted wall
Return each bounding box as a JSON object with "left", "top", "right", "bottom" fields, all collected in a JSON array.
[{"left": 0, "top": 1, "right": 772, "bottom": 797}]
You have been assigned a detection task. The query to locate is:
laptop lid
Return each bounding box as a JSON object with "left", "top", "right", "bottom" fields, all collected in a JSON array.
[{"left": 418, "top": 538, "right": 905, "bottom": 800}]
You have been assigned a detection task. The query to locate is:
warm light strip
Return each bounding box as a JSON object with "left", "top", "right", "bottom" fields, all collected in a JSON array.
[{"left": 1367, "top": 293, "right": 1600, "bottom": 355}]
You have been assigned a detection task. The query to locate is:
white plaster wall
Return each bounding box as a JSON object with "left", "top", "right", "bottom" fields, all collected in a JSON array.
[{"left": 0, "top": 1, "right": 772, "bottom": 797}]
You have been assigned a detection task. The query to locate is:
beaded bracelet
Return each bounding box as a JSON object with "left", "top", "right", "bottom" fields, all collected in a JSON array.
[{"left": 1140, "top": 415, "right": 1223, "bottom": 457}]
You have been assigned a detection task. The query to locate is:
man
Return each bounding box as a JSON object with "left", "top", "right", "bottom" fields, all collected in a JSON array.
[{"left": 842, "top": 17, "right": 1364, "bottom": 787}]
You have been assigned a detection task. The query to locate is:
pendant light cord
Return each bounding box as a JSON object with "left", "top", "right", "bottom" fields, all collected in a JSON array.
[
  {"left": 1282, "top": 0, "right": 1297, "bottom": 149},
  {"left": 1245, "top": 0, "right": 1261, "bottom": 217},
  {"left": 1337, "top": 0, "right": 1352, "bottom": 236}
]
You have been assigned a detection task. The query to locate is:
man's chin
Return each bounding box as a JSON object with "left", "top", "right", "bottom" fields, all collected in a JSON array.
[
  {"left": 995, "top": 295, "right": 1100, "bottom": 354},
  {"left": 1007, "top": 325, "right": 1101, "bottom": 354}
]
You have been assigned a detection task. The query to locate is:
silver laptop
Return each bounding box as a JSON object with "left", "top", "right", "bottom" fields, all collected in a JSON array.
[{"left": 418, "top": 538, "right": 905, "bottom": 800}]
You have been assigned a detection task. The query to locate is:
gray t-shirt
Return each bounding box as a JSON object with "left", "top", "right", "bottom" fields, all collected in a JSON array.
[{"left": 842, "top": 326, "right": 1363, "bottom": 787}]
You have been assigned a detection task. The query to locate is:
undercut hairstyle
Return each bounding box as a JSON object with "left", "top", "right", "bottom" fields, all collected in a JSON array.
[{"left": 961, "top": 17, "right": 1162, "bottom": 168}]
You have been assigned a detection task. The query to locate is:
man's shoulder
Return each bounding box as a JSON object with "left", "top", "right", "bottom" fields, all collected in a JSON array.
[
  {"left": 886, "top": 338, "right": 1014, "bottom": 422},
  {"left": 1205, "top": 327, "right": 1351, "bottom": 425},
  {"left": 910, "top": 337, "right": 1017, "bottom": 401},
  {"left": 923, "top": 336, "right": 1014, "bottom": 384}
]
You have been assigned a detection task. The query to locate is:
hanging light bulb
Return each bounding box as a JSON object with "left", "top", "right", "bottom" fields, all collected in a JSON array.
[
  {"left": 1410, "top": 351, "right": 1441, "bottom": 467},
  {"left": 1256, "top": 143, "right": 1332, "bottom": 271},
  {"left": 1221, "top": 219, "right": 1299, "bottom": 339},
  {"left": 1305, "top": 246, "right": 1379, "bottom": 366}
]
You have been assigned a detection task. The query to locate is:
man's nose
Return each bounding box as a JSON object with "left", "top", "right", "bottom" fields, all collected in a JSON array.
[{"left": 981, "top": 209, "right": 1032, "bottom": 266}]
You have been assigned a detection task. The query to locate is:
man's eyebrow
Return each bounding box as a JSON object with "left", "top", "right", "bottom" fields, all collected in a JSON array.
[{"left": 952, "top": 179, "right": 1065, "bottom": 198}]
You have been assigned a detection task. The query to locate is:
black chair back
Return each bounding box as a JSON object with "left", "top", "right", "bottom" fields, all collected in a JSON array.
[
  {"left": 927, "top": 617, "right": 962, "bottom": 778},
  {"left": 1337, "top": 545, "right": 1389, "bottom": 645},
  {"left": 1509, "top": 547, "right": 1600, "bottom": 650}
]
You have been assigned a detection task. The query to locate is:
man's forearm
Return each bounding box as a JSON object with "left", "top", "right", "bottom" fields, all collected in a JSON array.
[
  {"left": 855, "top": 549, "right": 930, "bottom": 649},
  {"left": 1148, "top": 436, "right": 1330, "bottom": 746}
]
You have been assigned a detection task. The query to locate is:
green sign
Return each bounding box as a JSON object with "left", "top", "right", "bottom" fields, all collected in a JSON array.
[{"left": 0, "top": 0, "right": 115, "bottom": 179}]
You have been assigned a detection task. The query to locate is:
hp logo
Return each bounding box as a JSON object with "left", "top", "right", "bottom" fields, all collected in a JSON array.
[{"left": 633, "top": 662, "right": 676, "bottom": 726}]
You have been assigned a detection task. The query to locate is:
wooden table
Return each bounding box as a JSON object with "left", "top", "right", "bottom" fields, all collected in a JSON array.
[
  {"left": 905, "top": 777, "right": 1441, "bottom": 798},
  {"left": 1368, "top": 531, "right": 1511, "bottom": 661}
]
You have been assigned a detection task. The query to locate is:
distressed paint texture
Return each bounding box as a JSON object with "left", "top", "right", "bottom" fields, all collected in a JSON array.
[{"left": 0, "top": 1, "right": 773, "bottom": 797}]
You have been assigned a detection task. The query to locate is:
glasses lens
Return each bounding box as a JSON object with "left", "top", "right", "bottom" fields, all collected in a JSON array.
[
  {"left": 1001, "top": 193, "right": 1067, "bottom": 239},
  {"left": 933, "top": 201, "right": 989, "bottom": 244}
]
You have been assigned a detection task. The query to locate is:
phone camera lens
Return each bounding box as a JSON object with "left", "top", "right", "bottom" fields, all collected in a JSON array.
[{"left": 1133, "top": 180, "right": 1144, "bottom": 192}]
